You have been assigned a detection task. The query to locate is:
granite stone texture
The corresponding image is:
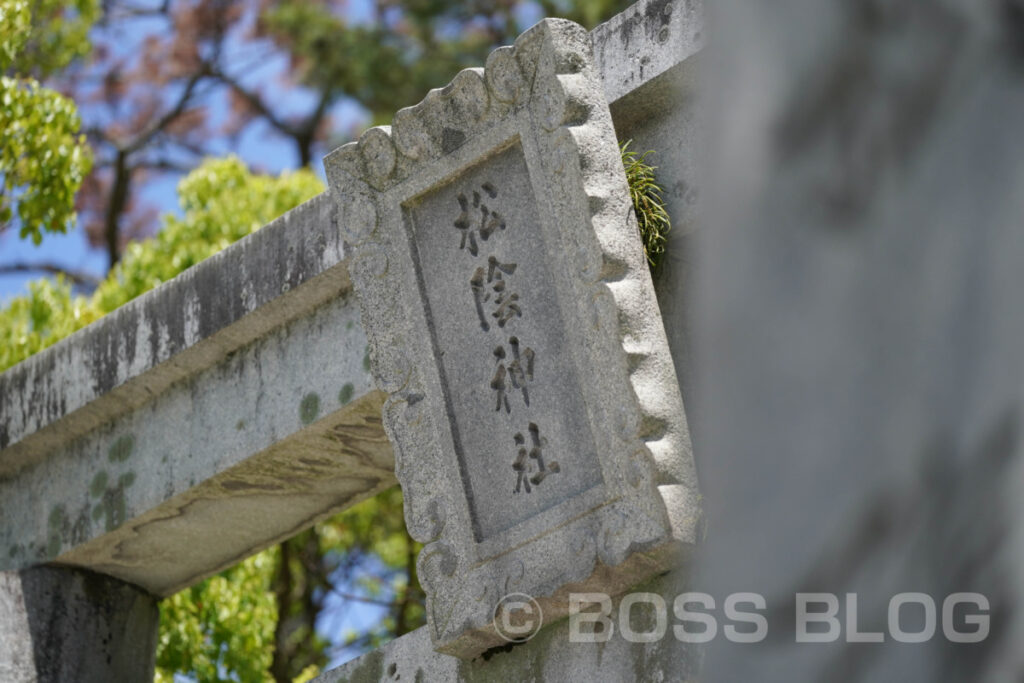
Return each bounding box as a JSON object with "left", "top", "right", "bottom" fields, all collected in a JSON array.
[
  {"left": 0, "top": 194, "right": 345, "bottom": 478},
  {"left": 325, "top": 17, "right": 696, "bottom": 658},
  {"left": 0, "top": 566, "right": 158, "bottom": 682},
  {"left": 0, "top": 292, "right": 392, "bottom": 597}
]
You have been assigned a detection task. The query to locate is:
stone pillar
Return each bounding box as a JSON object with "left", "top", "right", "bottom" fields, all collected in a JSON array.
[
  {"left": 696, "top": 0, "right": 1024, "bottom": 681},
  {"left": 0, "top": 566, "right": 158, "bottom": 682}
]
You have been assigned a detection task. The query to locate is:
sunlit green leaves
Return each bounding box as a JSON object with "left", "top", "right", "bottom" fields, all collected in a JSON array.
[
  {"left": 1, "top": 0, "right": 98, "bottom": 243},
  {"left": 156, "top": 550, "right": 279, "bottom": 683},
  {"left": 0, "top": 0, "right": 31, "bottom": 69},
  {"left": 93, "top": 156, "right": 322, "bottom": 312},
  {"left": 0, "top": 76, "right": 92, "bottom": 243},
  {"left": 0, "top": 276, "right": 100, "bottom": 370},
  {"left": 3, "top": 0, "right": 98, "bottom": 77},
  {"left": 258, "top": 0, "right": 495, "bottom": 122},
  {"left": 0, "top": 157, "right": 323, "bottom": 372}
]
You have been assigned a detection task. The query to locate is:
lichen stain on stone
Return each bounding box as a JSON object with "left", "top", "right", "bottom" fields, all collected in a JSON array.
[
  {"left": 363, "top": 347, "right": 371, "bottom": 372},
  {"left": 47, "top": 505, "right": 66, "bottom": 558},
  {"left": 108, "top": 433, "right": 135, "bottom": 462},
  {"left": 48, "top": 506, "right": 65, "bottom": 530},
  {"left": 90, "top": 471, "right": 109, "bottom": 498},
  {"left": 339, "top": 382, "right": 355, "bottom": 405},
  {"left": 235, "top": 419, "right": 245, "bottom": 430},
  {"left": 299, "top": 392, "right": 321, "bottom": 425},
  {"left": 88, "top": 469, "right": 138, "bottom": 532},
  {"left": 337, "top": 645, "right": 384, "bottom": 683}
]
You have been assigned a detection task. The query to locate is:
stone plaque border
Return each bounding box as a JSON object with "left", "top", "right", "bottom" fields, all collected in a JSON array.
[{"left": 325, "top": 18, "right": 688, "bottom": 657}]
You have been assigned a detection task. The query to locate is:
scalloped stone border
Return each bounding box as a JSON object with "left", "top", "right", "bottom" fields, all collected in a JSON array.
[{"left": 324, "top": 18, "right": 697, "bottom": 658}]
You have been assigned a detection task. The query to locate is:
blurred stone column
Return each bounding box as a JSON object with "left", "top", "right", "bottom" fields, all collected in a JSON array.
[
  {"left": 695, "top": 1, "right": 1024, "bottom": 681},
  {"left": 0, "top": 567, "right": 158, "bottom": 682}
]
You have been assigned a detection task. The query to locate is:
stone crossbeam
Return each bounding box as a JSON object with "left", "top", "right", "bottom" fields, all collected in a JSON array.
[{"left": 0, "top": 0, "right": 702, "bottom": 598}]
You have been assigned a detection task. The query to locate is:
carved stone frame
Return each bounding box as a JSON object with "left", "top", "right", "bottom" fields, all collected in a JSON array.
[{"left": 325, "top": 18, "right": 694, "bottom": 657}]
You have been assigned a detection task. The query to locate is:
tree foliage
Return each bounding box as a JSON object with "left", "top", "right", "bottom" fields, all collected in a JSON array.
[
  {"left": 0, "top": 0, "right": 95, "bottom": 243},
  {"left": 53, "top": 0, "right": 629, "bottom": 267},
  {"left": 156, "top": 551, "right": 281, "bottom": 683},
  {"left": 0, "top": 157, "right": 321, "bottom": 372}
]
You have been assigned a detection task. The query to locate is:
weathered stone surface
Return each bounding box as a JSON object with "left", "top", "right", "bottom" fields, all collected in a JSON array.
[
  {"left": 0, "top": 293, "right": 391, "bottom": 596},
  {"left": 696, "top": 0, "right": 1024, "bottom": 681},
  {"left": 600, "top": 0, "right": 702, "bottom": 415},
  {"left": 0, "top": 0, "right": 701, "bottom": 610},
  {"left": 0, "top": 566, "right": 157, "bottom": 682},
  {"left": 325, "top": 17, "right": 696, "bottom": 657},
  {"left": 0, "top": 194, "right": 345, "bottom": 477},
  {"left": 314, "top": 570, "right": 698, "bottom": 683},
  {"left": 592, "top": 0, "right": 703, "bottom": 107}
]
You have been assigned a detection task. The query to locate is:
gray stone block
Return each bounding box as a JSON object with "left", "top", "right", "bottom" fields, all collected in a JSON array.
[
  {"left": 325, "top": 17, "right": 697, "bottom": 658},
  {"left": 0, "top": 566, "right": 157, "bottom": 682}
]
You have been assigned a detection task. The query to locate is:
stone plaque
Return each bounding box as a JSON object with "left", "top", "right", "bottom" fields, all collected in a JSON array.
[
  {"left": 408, "top": 142, "right": 604, "bottom": 543},
  {"left": 324, "top": 18, "right": 695, "bottom": 657}
]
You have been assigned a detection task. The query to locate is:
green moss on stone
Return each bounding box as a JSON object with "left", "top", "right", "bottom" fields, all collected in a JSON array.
[
  {"left": 108, "top": 434, "right": 135, "bottom": 462},
  {"left": 299, "top": 392, "right": 321, "bottom": 425},
  {"left": 90, "top": 470, "right": 108, "bottom": 498}
]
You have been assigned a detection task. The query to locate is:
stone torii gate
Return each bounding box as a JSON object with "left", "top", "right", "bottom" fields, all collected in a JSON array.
[{"left": 0, "top": 1, "right": 703, "bottom": 680}]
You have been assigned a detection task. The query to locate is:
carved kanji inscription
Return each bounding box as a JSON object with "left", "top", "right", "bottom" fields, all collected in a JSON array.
[{"left": 406, "top": 142, "right": 602, "bottom": 541}]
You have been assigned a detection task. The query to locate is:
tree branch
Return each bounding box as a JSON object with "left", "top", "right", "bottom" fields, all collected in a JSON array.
[
  {"left": 131, "top": 158, "right": 194, "bottom": 173},
  {"left": 294, "top": 88, "right": 333, "bottom": 168},
  {"left": 393, "top": 539, "right": 418, "bottom": 636},
  {"left": 103, "top": 149, "right": 130, "bottom": 267},
  {"left": 123, "top": 68, "right": 208, "bottom": 154},
  {"left": 210, "top": 66, "right": 297, "bottom": 139},
  {"left": 0, "top": 262, "right": 101, "bottom": 288},
  {"left": 328, "top": 585, "right": 402, "bottom": 609}
]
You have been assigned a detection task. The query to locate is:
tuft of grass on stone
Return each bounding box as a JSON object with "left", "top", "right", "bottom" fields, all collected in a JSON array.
[{"left": 621, "top": 140, "right": 670, "bottom": 271}]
